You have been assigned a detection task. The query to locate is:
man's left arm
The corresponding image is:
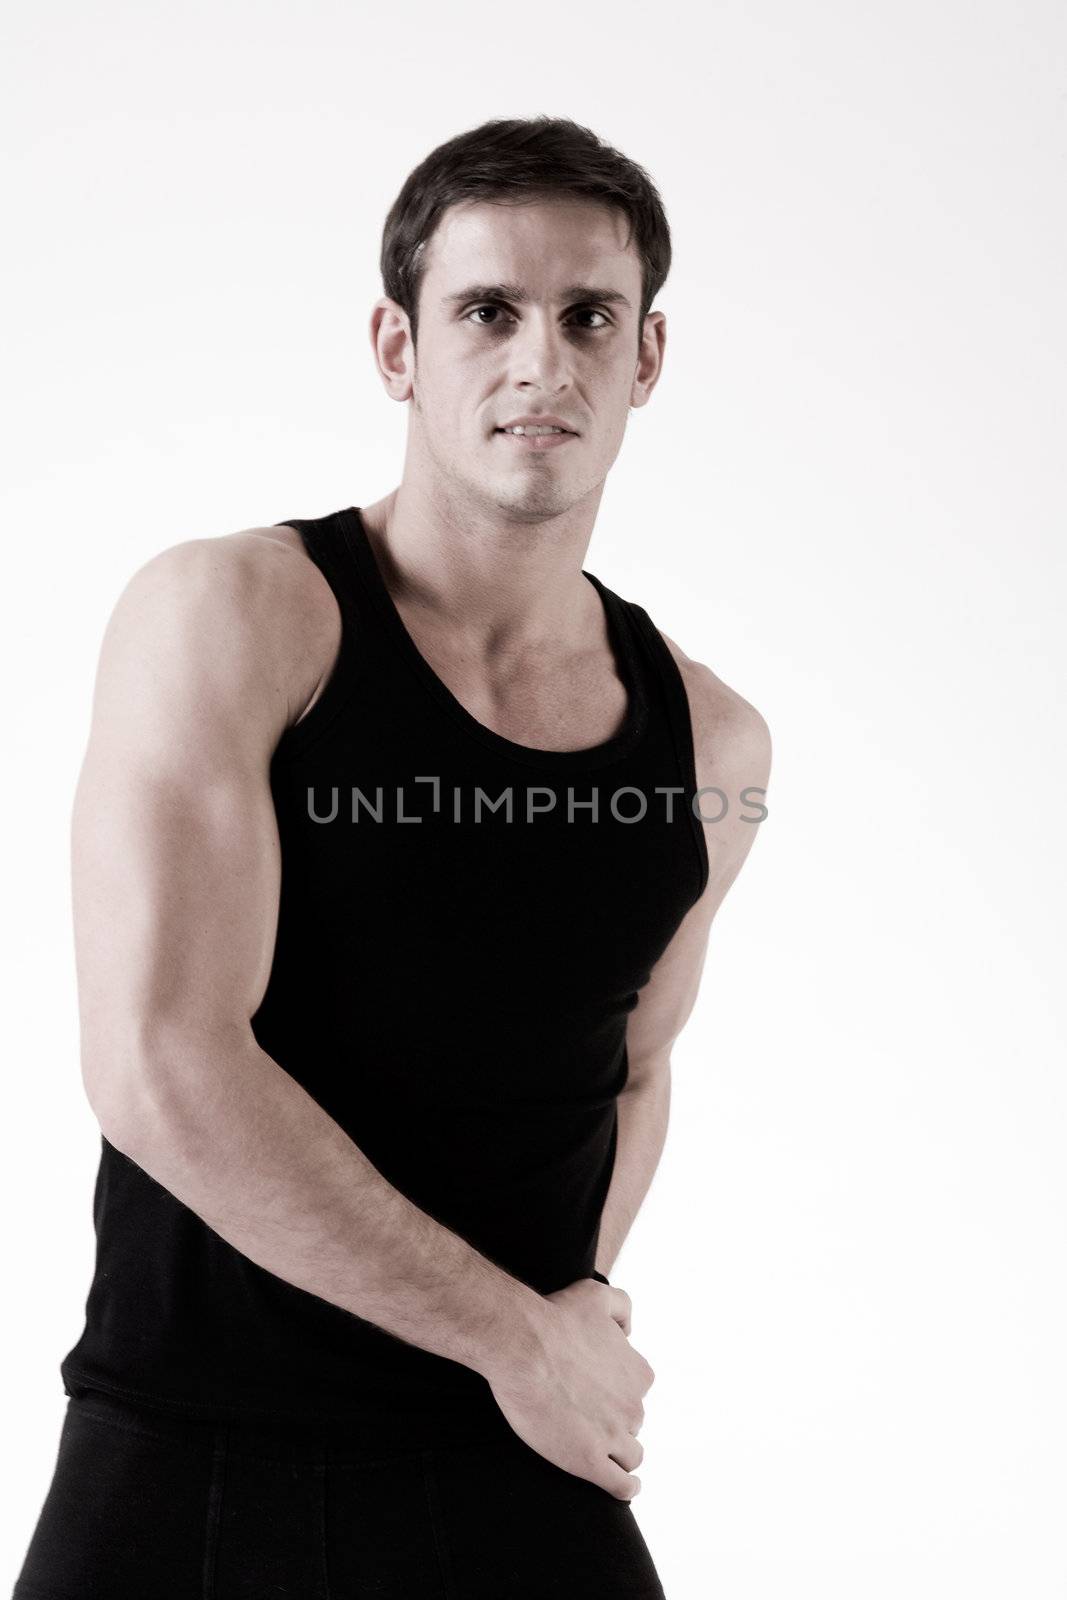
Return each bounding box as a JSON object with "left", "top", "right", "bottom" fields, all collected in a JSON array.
[{"left": 595, "top": 644, "right": 772, "bottom": 1277}]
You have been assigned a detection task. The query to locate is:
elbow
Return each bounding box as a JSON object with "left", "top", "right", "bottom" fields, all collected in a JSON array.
[
  {"left": 80, "top": 1012, "right": 242, "bottom": 1157},
  {"left": 623, "top": 1047, "right": 672, "bottom": 1094},
  {"left": 81, "top": 1029, "right": 167, "bottom": 1156}
]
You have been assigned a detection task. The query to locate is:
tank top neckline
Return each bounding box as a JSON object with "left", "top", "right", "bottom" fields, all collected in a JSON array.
[{"left": 338, "top": 505, "right": 651, "bottom": 772}]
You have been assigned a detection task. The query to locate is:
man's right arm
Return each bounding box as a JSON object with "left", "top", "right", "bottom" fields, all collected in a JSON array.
[{"left": 73, "top": 532, "right": 650, "bottom": 1500}]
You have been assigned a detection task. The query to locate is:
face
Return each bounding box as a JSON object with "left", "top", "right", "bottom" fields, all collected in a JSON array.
[{"left": 372, "top": 195, "right": 665, "bottom": 524}]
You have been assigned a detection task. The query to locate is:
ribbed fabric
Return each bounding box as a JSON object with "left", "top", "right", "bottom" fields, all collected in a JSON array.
[{"left": 60, "top": 506, "right": 709, "bottom": 1442}]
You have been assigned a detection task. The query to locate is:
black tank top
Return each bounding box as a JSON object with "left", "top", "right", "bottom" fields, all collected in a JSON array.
[{"left": 60, "top": 506, "right": 710, "bottom": 1441}]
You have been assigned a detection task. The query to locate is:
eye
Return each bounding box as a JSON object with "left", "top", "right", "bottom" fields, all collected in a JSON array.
[
  {"left": 463, "top": 304, "right": 611, "bottom": 331},
  {"left": 465, "top": 304, "right": 512, "bottom": 328},
  {"left": 571, "top": 307, "right": 611, "bottom": 330}
]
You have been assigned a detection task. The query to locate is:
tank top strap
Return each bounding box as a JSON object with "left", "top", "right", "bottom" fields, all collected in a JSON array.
[
  {"left": 613, "top": 595, "right": 711, "bottom": 900},
  {"left": 272, "top": 510, "right": 367, "bottom": 636},
  {"left": 270, "top": 510, "right": 369, "bottom": 763},
  {"left": 580, "top": 569, "right": 651, "bottom": 733}
]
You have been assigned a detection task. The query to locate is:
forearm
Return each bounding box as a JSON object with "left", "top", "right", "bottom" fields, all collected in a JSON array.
[
  {"left": 96, "top": 1021, "right": 550, "bottom": 1385},
  {"left": 595, "top": 1067, "right": 671, "bottom": 1278}
]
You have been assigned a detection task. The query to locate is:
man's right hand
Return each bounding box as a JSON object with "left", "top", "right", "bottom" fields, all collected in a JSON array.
[{"left": 484, "top": 1277, "right": 653, "bottom": 1501}]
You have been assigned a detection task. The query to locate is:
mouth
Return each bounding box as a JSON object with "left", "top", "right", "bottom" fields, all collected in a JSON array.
[{"left": 493, "top": 429, "right": 578, "bottom": 451}]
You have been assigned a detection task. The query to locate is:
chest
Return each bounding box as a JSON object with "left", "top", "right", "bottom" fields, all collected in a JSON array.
[
  {"left": 390, "top": 624, "right": 632, "bottom": 754},
  {"left": 269, "top": 714, "right": 703, "bottom": 1022}
]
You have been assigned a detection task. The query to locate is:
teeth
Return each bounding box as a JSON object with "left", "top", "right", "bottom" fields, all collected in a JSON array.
[{"left": 503, "top": 425, "right": 565, "bottom": 436}]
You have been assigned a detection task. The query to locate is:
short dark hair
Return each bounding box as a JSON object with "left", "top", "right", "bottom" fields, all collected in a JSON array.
[{"left": 380, "top": 116, "right": 672, "bottom": 349}]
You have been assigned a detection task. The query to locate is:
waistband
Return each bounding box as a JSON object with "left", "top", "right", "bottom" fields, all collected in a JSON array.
[{"left": 64, "top": 1382, "right": 517, "bottom": 1465}]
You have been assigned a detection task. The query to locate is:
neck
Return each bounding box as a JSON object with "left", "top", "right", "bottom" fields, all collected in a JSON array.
[{"left": 358, "top": 482, "right": 607, "bottom": 651}]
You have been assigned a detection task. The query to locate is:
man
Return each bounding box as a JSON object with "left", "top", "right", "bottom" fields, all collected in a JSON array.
[{"left": 14, "top": 116, "right": 770, "bottom": 1598}]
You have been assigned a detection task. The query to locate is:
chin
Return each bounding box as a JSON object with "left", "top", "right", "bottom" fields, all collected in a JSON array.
[{"left": 497, "top": 485, "right": 574, "bottom": 522}]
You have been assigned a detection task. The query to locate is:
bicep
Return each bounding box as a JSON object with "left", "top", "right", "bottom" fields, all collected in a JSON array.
[{"left": 73, "top": 541, "right": 292, "bottom": 1130}]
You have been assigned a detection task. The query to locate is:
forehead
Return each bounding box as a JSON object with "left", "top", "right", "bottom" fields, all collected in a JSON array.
[{"left": 421, "top": 196, "right": 639, "bottom": 295}]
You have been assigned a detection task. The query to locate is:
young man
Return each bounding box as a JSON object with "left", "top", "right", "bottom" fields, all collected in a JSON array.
[{"left": 14, "top": 117, "right": 770, "bottom": 1598}]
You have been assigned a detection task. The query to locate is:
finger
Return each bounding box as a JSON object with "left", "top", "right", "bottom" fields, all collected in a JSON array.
[
  {"left": 600, "top": 1462, "right": 642, "bottom": 1501},
  {"left": 611, "top": 1435, "right": 645, "bottom": 1471},
  {"left": 609, "top": 1286, "right": 632, "bottom": 1337}
]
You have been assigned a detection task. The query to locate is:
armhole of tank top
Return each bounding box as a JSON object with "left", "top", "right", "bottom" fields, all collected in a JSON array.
[
  {"left": 269, "top": 516, "right": 362, "bottom": 766},
  {"left": 624, "top": 601, "right": 711, "bottom": 903}
]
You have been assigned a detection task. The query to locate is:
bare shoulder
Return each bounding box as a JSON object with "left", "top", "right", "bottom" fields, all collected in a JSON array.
[
  {"left": 656, "top": 627, "right": 771, "bottom": 793},
  {"left": 649, "top": 626, "right": 772, "bottom": 898},
  {"left": 112, "top": 522, "right": 327, "bottom": 625},
  {"left": 218, "top": 523, "right": 340, "bottom": 675},
  {"left": 135, "top": 522, "right": 334, "bottom": 633},
  {"left": 98, "top": 523, "right": 339, "bottom": 737}
]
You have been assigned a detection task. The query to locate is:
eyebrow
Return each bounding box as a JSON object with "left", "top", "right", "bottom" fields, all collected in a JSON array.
[{"left": 441, "top": 282, "right": 632, "bottom": 311}]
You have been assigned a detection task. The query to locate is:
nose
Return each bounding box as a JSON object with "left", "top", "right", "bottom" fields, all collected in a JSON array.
[{"left": 508, "top": 309, "right": 573, "bottom": 395}]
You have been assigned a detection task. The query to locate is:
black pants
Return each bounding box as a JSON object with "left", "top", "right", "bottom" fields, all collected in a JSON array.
[{"left": 12, "top": 1387, "right": 666, "bottom": 1598}]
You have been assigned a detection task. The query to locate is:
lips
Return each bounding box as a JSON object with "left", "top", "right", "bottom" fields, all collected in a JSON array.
[{"left": 493, "top": 429, "right": 577, "bottom": 451}]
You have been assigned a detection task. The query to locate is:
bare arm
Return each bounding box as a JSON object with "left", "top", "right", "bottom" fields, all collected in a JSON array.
[
  {"left": 74, "top": 531, "right": 550, "bottom": 1383},
  {"left": 595, "top": 649, "right": 772, "bottom": 1277},
  {"left": 74, "top": 529, "right": 652, "bottom": 1501}
]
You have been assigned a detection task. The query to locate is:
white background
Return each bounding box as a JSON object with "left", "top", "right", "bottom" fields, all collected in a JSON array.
[{"left": 2, "top": 3, "right": 1064, "bottom": 1595}]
